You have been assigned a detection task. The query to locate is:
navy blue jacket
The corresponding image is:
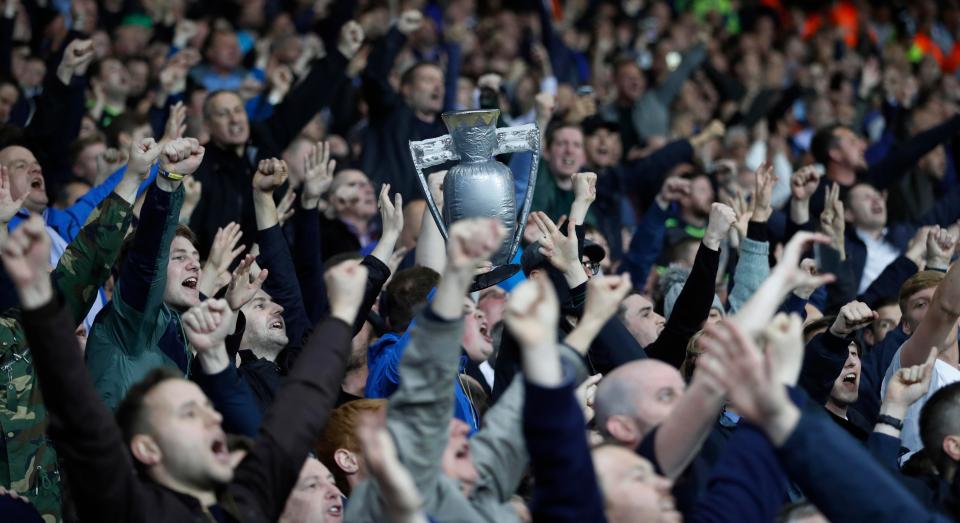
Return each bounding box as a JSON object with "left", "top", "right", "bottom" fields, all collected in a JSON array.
[
  {"left": 779, "top": 399, "right": 951, "bottom": 522},
  {"left": 523, "top": 368, "right": 606, "bottom": 522}
]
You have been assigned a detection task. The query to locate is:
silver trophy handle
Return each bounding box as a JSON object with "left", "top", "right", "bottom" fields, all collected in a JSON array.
[
  {"left": 409, "top": 134, "right": 459, "bottom": 242},
  {"left": 494, "top": 123, "right": 540, "bottom": 260}
]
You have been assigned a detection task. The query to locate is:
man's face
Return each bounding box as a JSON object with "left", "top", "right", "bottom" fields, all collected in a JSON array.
[
  {"left": 622, "top": 294, "right": 665, "bottom": 347},
  {"left": 462, "top": 298, "right": 492, "bottom": 363},
  {"left": 330, "top": 170, "right": 376, "bottom": 220},
  {"left": 163, "top": 235, "right": 202, "bottom": 311},
  {"left": 0, "top": 145, "right": 46, "bottom": 212},
  {"left": 126, "top": 60, "right": 149, "bottom": 97},
  {"left": 680, "top": 175, "right": 714, "bottom": 218},
  {"left": 278, "top": 458, "right": 344, "bottom": 522},
  {"left": 141, "top": 379, "right": 233, "bottom": 489},
  {"left": 403, "top": 64, "right": 444, "bottom": 116},
  {"left": 120, "top": 124, "right": 154, "bottom": 149},
  {"left": 441, "top": 418, "right": 479, "bottom": 497},
  {"left": 240, "top": 290, "right": 289, "bottom": 355},
  {"left": 592, "top": 446, "right": 680, "bottom": 523},
  {"left": 868, "top": 304, "right": 902, "bottom": 345},
  {"left": 207, "top": 32, "right": 242, "bottom": 71},
  {"left": 902, "top": 286, "right": 936, "bottom": 335},
  {"left": 0, "top": 83, "right": 19, "bottom": 123},
  {"left": 547, "top": 127, "right": 586, "bottom": 181},
  {"left": 845, "top": 184, "right": 886, "bottom": 230},
  {"left": 97, "top": 58, "right": 131, "bottom": 99},
  {"left": 629, "top": 362, "right": 686, "bottom": 430},
  {"left": 477, "top": 287, "right": 506, "bottom": 329},
  {"left": 829, "top": 344, "right": 861, "bottom": 407},
  {"left": 205, "top": 91, "right": 251, "bottom": 146},
  {"left": 615, "top": 62, "right": 646, "bottom": 103},
  {"left": 585, "top": 128, "right": 622, "bottom": 168},
  {"left": 831, "top": 128, "right": 868, "bottom": 171},
  {"left": 74, "top": 142, "right": 106, "bottom": 184}
]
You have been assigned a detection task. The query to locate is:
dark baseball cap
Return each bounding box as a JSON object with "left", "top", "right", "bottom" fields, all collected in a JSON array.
[{"left": 582, "top": 115, "right": 620, "bottom": 136}]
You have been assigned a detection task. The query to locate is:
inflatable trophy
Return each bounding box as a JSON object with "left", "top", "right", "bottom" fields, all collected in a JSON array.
[{"left": 409, "top": 109, "right": 540, "bottom": 290}]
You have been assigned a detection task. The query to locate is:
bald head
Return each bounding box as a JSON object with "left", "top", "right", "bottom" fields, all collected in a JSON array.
[
  {"left": 0, "top": 145, "right": 47, "bottom": 213},
  {"left": 594, "top": 360, "right": 686, "bottom": 448}
]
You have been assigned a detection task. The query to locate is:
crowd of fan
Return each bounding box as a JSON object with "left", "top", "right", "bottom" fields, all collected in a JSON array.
[{"left": 4, "top": 0, "right": 960, "bottom": 521}]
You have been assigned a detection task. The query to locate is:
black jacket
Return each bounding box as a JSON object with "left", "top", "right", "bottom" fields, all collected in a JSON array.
[{"left": 189, "top": 51, "right": 350, "bottom": 257}]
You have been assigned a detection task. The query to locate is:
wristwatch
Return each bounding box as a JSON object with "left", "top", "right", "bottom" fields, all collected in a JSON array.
[{"left": 877, "top": 414, "right": 903, "bottom": 430}]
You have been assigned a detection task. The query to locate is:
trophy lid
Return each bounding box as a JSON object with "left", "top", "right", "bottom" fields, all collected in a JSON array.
[{"left": 441, "top": 109, "right": 500, "bottom": 130}]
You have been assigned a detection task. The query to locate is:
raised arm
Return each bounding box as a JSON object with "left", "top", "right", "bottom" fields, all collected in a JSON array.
[
  {"left": 644, "top": 203, "right": 733, "bottom": 368},
  {"left": 619, "top": 176, "right": 690, "bottom": 287},
  {"left": 362, "top": 14, "right": 418, "bottom": 118},
  {"left": 105, "top": 139, "right": 201, "bottom": 351},
  {"left": 727, "top": 162, "right": 776, "bottom": 314},
  {"left": 385, "top": 219, "right": 503, "bottom": 494},
  {"left": 258, "top": 23, "right": 361, "bottom": 153},
  {"left": 252, "top": 158, "right": 310, "bottom": 347},
  {"left": 7, "top": 216, "right": 144, "bottom": 523},
  {"left": 900, "top": 234, "right": 960, "bottom": 367},
  {"left": 231, "top": 260, "right": 367, "bottom": 521},
  {"left": 507, "top": 277, "right": 607, "bottom": 522}
]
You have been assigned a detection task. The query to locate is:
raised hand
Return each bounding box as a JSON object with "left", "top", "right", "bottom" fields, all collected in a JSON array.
[
  {"left": 905, "top": 226, "right": 932, "bottom": 269},
  {"left": 656, "top": 177, "right": 691, "bottom": 209},
  {"left": 583, "top": 274, "right": 633, "bottom": 325},
  {"left": 182, "top": 299, "right": 234, "bottom": 353},
  {"left": 199, "top": 223, "right": 245, "bottom": 297},
  {"left": 925, "top": 225, "right": 956, "bottom": 271},
  {"left": 0, "top": 165, "right": 27, "bottom": 224},
  {"left": 253, "top": 158, "right": 289, "bottom": 194},
  {"left": 760, "top": 313, "right": 805, "bottom": 387},
  {"left": 162, "top": 101, "right": 187, "bottom": 143},
  {"left": 820, "top": 182, "right": 845, "bottom": 259},
  {"left": 778, "top": 231, "right": 835, "bottom": 292},
  {"left": 397, "top": 10, "right": 423, "bottom": 35},
  {"left": 532, "top": 212, "right": 582, "bottom": 277},
  {"left": 57, "top": 39, "right": 95, "bottom": 84},
  {"left": 750, "top": 161, "right": 777, "bottom": 223},
  {"left": 159, "top": 137, "right": 205, "bottom": 177},
  {"left": 883, "top": 347, "right": 937, "bottom": 416},
  {"left": 722, "top": 188, "right": 751, "bottom": 240},
  {"left": 0, "top": 215, "right": 52, "bottom": 309},
  {"left": 268, "top": 65, "right": 293, "bottom": 99},
  {"left": 359, "top": 417, "right": 428, "bottom": 523},
  {"left": 302, "top": 141, "right": 336, "bottom": 210},
  {"left": 504, "top": 277, "right": 560, "bottom": 350},
  {"left": 337, "top": 20, "right": 365, "bottom": 59},
  {"left": 378, "top": 183, "right": 404, "bottom": 240},
  {"left": 570, "top": 171, "right": 597, "bottom": 225},
  {"left": 506, "top": 277, "right": 563, "bottom": 386},
  {"left": 446, "top": 218, "right": 504, "bottom": 272},
  {"left": 226, "top": 254, "right": 269, "bottom": 311},
  {"left": 790, "top": 165, "right": 821, "bottom": 202},
  {"left": 696, "top": 319, "right": 797, "bottom": 444},
  {"left": 702, "top": 202, "right": 737, "bottom": 251},
  {"left": 325, "top": 259, "right": 370, "bottom": 325},
  {"left": 128, "top": 137, "right": 163, "bottom": 176},
  {"left": 830, "top": 301, "right": 879, "bottom": 337}
]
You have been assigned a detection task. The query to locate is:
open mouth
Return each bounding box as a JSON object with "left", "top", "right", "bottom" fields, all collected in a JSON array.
[
  {"left": 269, "top": 319, "right": 284, "bottom": 330},
  {"left": 327, "top": 504, "right": 342, "bottom": 518},
  {"left": 842, "top": 372, "right": 857, "bottom": 384},
  {"left": 30, "top": 177, "right": 42, "bottom": 189},
  {"left": 561, "top": 157, "right": 576, "bottom": 167},
  {"left": 182, "top": 277, "right": 198, "bottom": 289},
  {"left": 211, "top": 436, "right": 230, "bottom": 463}
]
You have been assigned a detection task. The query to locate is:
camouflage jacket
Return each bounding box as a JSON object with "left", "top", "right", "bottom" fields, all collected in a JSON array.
[{"left": 0, "top": 193, "right": 133, "bottom": 522}]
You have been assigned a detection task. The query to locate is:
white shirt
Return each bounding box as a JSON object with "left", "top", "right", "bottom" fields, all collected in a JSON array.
[
  {"left": 882, "top": 346, "right": 960, "bottom": 463},
  {"left": 856, "top": 228, "right": 900, "bottom": 294}
]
